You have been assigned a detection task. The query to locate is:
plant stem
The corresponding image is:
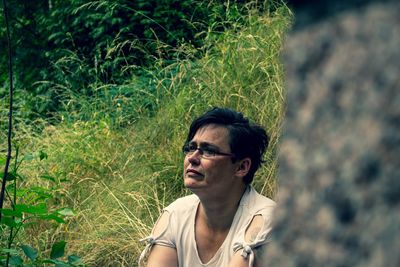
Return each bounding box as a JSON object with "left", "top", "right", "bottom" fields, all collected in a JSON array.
[
  {"left": 1, "top": 1, "right": 14, "bottom": 265},
  {"left": 5, "top": 148, "right": 19, "bottom": 266},
  {"left": 0, "top": 0, "right": 14, "bottom": 218}
]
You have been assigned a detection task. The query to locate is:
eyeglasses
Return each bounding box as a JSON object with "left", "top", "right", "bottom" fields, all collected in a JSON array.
[{"left": 182, "top": 143, "right": 235, "bottom": 159}]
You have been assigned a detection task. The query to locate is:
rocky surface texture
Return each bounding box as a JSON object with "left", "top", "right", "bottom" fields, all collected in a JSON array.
[{"left": 263, "top": 1, "right": 400, "bottom": 266}]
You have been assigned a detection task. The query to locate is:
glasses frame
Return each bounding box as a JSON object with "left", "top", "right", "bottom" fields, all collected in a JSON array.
[{"left": 182, "top": 143, "right": 236, "bottom": 159}]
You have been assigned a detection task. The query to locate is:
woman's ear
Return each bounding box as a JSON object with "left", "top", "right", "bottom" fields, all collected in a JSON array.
[{"left": 236, "top": 158, "right": 251, "bottom": 178}]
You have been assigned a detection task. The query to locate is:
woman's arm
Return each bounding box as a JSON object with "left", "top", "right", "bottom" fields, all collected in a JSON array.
[
  {"left": 142, "top": 211, "right": 179, "bottom": 267},
  {"left": 228, "top": 214, "right": 265, "bottom": 267},
  {"left": 228, "top": 246, "right": 266, "bottom": 267},
  {"left": 146, "top": 245, "right": 178, "bottom": 267}
]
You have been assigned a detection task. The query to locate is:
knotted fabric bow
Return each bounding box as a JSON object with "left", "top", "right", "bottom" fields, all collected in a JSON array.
[
  {"left": 233, "top": 239, "right": 268, "bottom": 267},
  {"left": 138, "top": 236, "right": 155, "bottom": 267}
]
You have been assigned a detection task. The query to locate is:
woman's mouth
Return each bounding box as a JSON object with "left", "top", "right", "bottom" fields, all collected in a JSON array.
[{"left": 186, "top": 169, "right": 203, "bottom": 177}]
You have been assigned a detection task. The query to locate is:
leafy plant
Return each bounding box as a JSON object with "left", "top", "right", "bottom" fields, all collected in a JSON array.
[
  {"left": 0, "top": 150, "right": 83, "bottom": 267},
  {"left": 1, "top": 1, "right": 83, "bottom": 264},
  {"left": 4, "top": 241, "right": 83, "bottom": 267},
  {"left": 0, "top": 0, "right": 271, "bottom": 122}
]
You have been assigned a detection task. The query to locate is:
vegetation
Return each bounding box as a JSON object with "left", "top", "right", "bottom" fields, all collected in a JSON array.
[{"left": 1, "top": 0, "right": 292, "bottom": 265}]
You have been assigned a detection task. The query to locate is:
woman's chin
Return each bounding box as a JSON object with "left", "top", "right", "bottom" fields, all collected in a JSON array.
[{"left": 184, "top": 177, "right": 205, "bottom": 189}]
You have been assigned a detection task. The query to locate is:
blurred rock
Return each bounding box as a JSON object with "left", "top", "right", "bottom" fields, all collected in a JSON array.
[
  {"left": 263, "top": 2, "right": 400, "bottom": 266},
  {"left": 285, "top": 0, "right": 388, "bottom": 29}
]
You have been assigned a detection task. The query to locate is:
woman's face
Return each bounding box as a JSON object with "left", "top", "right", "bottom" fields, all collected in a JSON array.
[{"left": 183, "top": 124, "right": 241, "bottom": 198}]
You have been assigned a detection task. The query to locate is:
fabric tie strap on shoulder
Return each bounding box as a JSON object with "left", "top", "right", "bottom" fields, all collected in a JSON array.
[
  {"left": 138, "top": 236, "right": 156, "bottom": 267},
  {"left": 233, "top": 238, "right": 269, "bottom": 267}
]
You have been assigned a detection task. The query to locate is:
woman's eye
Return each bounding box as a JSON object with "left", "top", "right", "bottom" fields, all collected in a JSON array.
[
  {"left": 188, "top": 144, "right": 197, "bottom": 151},
  {"left": 203, "top": 149, "right": 215, "bottom": 156}
]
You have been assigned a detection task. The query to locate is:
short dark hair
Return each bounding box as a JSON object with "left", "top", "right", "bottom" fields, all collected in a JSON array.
[{"left": 185, "top": 107, "right": 269, "bottom": 184}]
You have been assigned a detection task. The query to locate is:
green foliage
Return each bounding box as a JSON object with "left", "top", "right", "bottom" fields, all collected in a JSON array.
[
  {"left": 1, "top": 241, "right": 83, "bottom": 266},
  {"left": 0, "top": 0, "right": 268, "bottom": 121},
  {"left": 21, "top": 245, "right": 37, "bottom": 261},
  {"left": 49, "top": 241, "right": 65, "bottom": 260},
  {"left": 0, "top": 150, "right": 83, "bottom": 266}
]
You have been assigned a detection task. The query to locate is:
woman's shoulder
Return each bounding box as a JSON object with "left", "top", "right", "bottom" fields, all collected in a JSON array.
[{"left": 241, "top": 186, "right": 276, "bottom": 215}]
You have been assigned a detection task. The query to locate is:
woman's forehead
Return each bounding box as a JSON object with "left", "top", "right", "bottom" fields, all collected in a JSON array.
[{"left": 192, "top": 124, "right": 230, "bottom": 146}]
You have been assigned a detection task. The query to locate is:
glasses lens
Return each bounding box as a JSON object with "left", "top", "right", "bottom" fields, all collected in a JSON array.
[
  {"left": 183, "top": 143, "right": 196, "bottom": 155},
  {"left": 183, "top": 143, "right": 232, "bottom": 158},
  {"left": 201, "top": 148, "right": 216, "bottom": 158}
]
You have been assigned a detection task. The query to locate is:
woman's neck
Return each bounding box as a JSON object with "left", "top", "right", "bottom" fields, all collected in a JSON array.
[{"left": 197, "top": 186, "right": 247, "bottom": 231}]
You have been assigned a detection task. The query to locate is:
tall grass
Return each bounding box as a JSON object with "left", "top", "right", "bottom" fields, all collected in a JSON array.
[{"left": 8, "top": 2, "right": 292, "bottom": 266}]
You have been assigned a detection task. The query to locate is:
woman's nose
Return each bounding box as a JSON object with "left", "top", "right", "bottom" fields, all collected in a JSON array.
[{"left": 187, "top": 149, "right": 201, "bottom": 164}]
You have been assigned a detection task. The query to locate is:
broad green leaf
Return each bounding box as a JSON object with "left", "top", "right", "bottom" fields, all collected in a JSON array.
[
  {"left": 68, "top": 254, "right": 83, "bottom": 265},
  {"left": 55, "top": 261, "right": 70, "bottom": 267},
  {"left": 1, "top": 208, "right": 23, "bottom": 217},
  {"left": 50, "top": 240, "right": 66, "bottom": 259},
  {"left": 39, "top": 150, "right": 48, "bottom": 161},
  {"left": 1, "top": 171, "right": 17, "bottom": 181},
  {"left": 0, "top": 248, "right": 19, "bottom": 255},
  {"left": 0, "top": 216, "right": 22, "bottom": 227},
  {"left": 9, "top": 255, "right": 23, "bottom": 266},
  {"left": 21, "top": 245, "right": 38, "bottom": 261},
  {"left": 42, "top": 259, "right": 69, "bottom": 266},
  {"left": 39, "top": 213, "right": 66, "bottom": 224},
  {"left": 15, "top": 203, "right": 47, "bottom": 215},
  {"left": 57, "top": 208, "right": 75, "bottom": 216}
]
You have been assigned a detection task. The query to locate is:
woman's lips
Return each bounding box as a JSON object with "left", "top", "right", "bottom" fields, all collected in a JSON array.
[{"left": 186, "top": 169, "right": 203, "bottom": 176}]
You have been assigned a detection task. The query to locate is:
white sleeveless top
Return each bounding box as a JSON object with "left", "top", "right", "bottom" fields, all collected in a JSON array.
[{"left": 139, "top": 186, "right": 276, "bottom": 267}]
